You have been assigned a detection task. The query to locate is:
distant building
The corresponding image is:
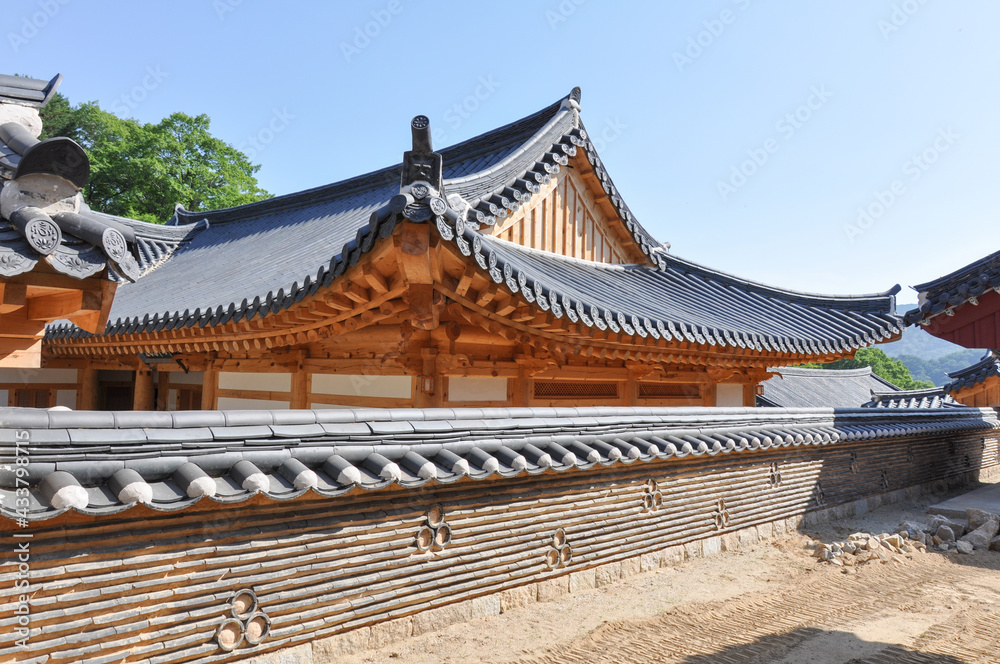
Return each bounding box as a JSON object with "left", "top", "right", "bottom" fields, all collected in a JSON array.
[{"left": 757, "top": 366, "right": 900, "bottom": 408}]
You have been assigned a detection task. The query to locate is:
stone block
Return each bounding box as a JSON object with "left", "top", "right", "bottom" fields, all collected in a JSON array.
[
  {"left": 312, "top": 627, "right": 371, "bottom": 662},
  {"left": 720, "top": 532, "right": 740, "bottom": 552},
  {"left": 595, "top": 562, "right": 622, "bottom": 587},
  {"left": 683, "top": 540, "right": 701, "bottom": 560},
  {"left": 786, "top": 515, "right": 803, "bottom": 532},
  {"left": 756, "top": 522, "right": 773, "bottom": 541},
  {"left": 469, "top": 594, "right": 501, "bottom": 619},
  {"left": 620, "top": 556, "right": 641, "bottom": 579},
  {"left": 662, "top": 545, "right": 685, "bottom": 564},
  {"left": 967, "top": 508, "right": 1000, "bottom": 532},
  {"left": 639, "top": 552, "right": 662, "bottom": 573},
  {"left": 702, "top": 536, "right": 722, "bottom": 557},
  {"left": 990, "top": 536, "right": 1000, "bottom": 552},
  {"left": 569, "top": 568, "right": 596, "bottom": 593},
  {"left": 853, "top": 498, "right": 868, "bottom": 516},
  {"left": 369, "top": 616, "right": 412, "bottom": 650},
  {"left": 252, "top": 644, "right": 313, "bottom": 664},
  {"left": 536, "top": 576, "right": 569, "bottom": 602},
  {"left": 772, "top": 518, "right": 787, "bottom": 538},
  {"left": 412, "top": 601, "right": 473, "bottom": 636},
  {"left": 737, "top": 526, "right": 758, "bottom": 548},
  {"left": 499, "top": 585, "right": 535, "bottom": 613}
]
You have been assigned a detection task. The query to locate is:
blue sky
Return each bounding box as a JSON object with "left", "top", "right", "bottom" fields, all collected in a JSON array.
[{"left": 7, "top": 0, "right": 999, "bottom": 304}]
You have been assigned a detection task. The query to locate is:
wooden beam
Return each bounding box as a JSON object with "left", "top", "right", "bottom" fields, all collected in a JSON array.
[
  {"left": 397, "top": 222, "right": 433, "bottom": 285},
  {"left": 0, "top": 336, "right": 42, "bottom": 368},
  {"left": 0, "top": 283, "right": 26, "bottom": 314},
  {"left": 27, "top": 289, "right": 101, "bottom": 321}
]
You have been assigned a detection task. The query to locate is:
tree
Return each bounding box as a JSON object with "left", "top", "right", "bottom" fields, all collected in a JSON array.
[
  {"left": 39, "top": 93, "right": 269, "bottom": 222},
  {"left": 798, "top": 347, "right": 934, "bottom": 390}
]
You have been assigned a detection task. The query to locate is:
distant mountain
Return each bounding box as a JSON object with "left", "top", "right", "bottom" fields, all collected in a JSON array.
[{"left": 878, "top": 313, "right": 986, "bottom": 385}]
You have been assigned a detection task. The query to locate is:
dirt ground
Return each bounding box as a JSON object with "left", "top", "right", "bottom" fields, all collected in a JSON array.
[{"left": 338, "top": 485, "right": 1000, "bottom": 664}]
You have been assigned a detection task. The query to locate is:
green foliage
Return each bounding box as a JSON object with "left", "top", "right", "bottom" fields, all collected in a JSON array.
[
  {"left": 893, "top": 349, "right": 985, "bottom": 386},
  {"left": 39, "top": 93, "right": 269, "bottom": 222},
  {"left": 803, "top": 347, "right": 934, "bottom": 390}
]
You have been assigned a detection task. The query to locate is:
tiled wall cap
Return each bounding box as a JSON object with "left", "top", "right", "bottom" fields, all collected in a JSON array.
[
  {"left": 230, "top": 460, "right": 269, "bottom": 493},
  {"left": 108, "top": 468, "right": 152, "bottom": 504},
  {"left": 278, "top": 458, "right": 318, "bottom": 490},
  {"left": 173, "top": 462, "right": 216, "bottom": 498},
  {"left": 39, "top": 471, "right": 88, "bottom": 510},
  {"left": 434, "top": 449, "right": 470, "bottom": 476},
  {"left": 323, "top": 455, "right": 362, "bottom": 485}
]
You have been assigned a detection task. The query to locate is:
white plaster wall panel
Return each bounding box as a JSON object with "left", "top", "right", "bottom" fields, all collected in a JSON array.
[
  {"left": 0, "top": 368, "right": 78, "bottom": 384},
  {"left": 167, "top": 389, "right": 178, "bottom": 411},
  {"left": 217, "top": 397, "right": 290, "bottom": 410},
  {"left": 311, "top": 374, "right": 412, "bottom": 399},
  {"left": 218, "top": 372, "right": 291, "bottom": 392},
  {"left": 717, "top": 383, "right": 745, "bottom": 407},
  {"left": 169, "top": 371, "right": 204, "bottom": 385},
  {"left": 0, "top": 389, "right": 7, "bottom": 405},
  {"left": 309, "top": 403, "right": 353, "bottom": 410},
  {"left": 448, "top": 377, "right": 508, "bottom": 402},
  {"left": 55, "top": 390, "right": 76, "bottom": 409}
]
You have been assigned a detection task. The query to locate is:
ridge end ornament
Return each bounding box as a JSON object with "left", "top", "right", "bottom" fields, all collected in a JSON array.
[{"left": 401, "top": 114, "right": 443, "bottom": 194}]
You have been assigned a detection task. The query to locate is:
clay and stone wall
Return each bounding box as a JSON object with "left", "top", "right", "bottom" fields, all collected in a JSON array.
[{"left": 3, "top": 421, "right": 997, "bottom": 664}]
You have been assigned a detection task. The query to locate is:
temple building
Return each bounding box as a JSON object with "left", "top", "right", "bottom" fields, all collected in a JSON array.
[
  {"left": 905, "top": 251, "right": 1000, "bottom": 406},
  {"left": 4, "top": 79, "right": 905, "bottom": 411}
]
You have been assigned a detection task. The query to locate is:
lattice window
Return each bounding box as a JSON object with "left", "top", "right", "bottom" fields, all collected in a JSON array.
[
  {"left": 15, "top": 389, "right": 51, "bottom": 408},
  {"left": 533, "top": 380, "right": 619, "bottom": 400},
  {"left": 638, "top": 383, "right": 701, "bottom": 399}
]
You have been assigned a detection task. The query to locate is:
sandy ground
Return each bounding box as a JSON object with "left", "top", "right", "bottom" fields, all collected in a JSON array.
[{"left": 339, "top": 489, "right": 1000, "bottom": 664}]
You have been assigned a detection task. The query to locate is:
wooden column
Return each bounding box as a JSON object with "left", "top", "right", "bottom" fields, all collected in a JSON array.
[
  {"left": 156, "top": 371, "right": 171, "bottom": 411},
  {"left": 290, "top": 351, "right": 309, "bottom": 410},
  {"left": 702, "top": 382, "right": 717, "bottom": 408},
  {"left": 201, "top": 362, "right": 218, "bottom": 410},
  {"left": 77, "top": 366, "right": 99, "bottom": 410},
  {"left": 133, "top": 367, "right": 154, "bottom": 411},
  {"left": 624, "top": 368, "right": 638, "bottom": 407},
  {"left": 413, "top": 348, "right": 442, "bottom": 408},
  {"left": 512, "top": 361, "right": 531, "bottom": 407}
]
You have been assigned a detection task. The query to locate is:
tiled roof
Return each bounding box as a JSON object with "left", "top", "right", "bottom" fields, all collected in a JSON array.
[
  {"left": 757, "top": 367, "right": 900, "bottom": 408},
  {"left": 904, "top": 249, "right": 1000, "bottom": 326},
  {"left": 863, "top": 386, "right": 962, "bottom": 409},
  {"left": 2, "top": 405, "right": 994, "bottom": 522},
  {"left": 46, "top": 89, "right": 902, "bottom": 357},
  {"left": 944, "top": 351, "right": 1000, "bottom": 393},
  {"left": 0, "top": 73, "right": 61, "bottom": 107},
  {"left": 0, "top": 72, "right": 201, "bottom": 284}
]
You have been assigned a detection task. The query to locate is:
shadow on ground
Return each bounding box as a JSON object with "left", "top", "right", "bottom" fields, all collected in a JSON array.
[{"left": 678, "top": 627, "right": 963, "bottom": 664}]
